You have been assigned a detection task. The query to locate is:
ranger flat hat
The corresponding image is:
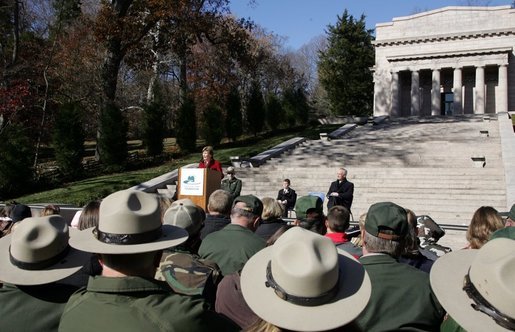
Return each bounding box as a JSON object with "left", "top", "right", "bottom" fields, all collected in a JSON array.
[{"left": 70, "top": 190, "right": 188, "bottom": 254}]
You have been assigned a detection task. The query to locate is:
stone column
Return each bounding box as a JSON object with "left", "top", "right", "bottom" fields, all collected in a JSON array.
[
  {"left": 391, "top": 71, "right": 399, "bottom": 117},
  {"left": 411, "top": 70, "right": 420, "bottom": 116},
  {"left": 453, "top": 67, "right": 463, "bottom": 115},
  {"left": 431, "top": 68, "right": 441, "bottom": 116},
  {"left": 496, "top": 64, "right": 508, "bottom": 113},
  {"left": 475, "top": 66, "right": 485, "bottom": 114}
]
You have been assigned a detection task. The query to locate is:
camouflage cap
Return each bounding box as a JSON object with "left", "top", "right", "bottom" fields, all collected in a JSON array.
[
  {"left": 365, "top": 202, "right": 408, "bottom": 241},
  {"left": 508, "top": 204, "right": 515, "bottom": 221},
  {"left": 294, "top": 196, "right": 323, "bottom": 220},
  {"left": 233, "top": 195, "right": 263, "bottom": 216},
  {"left": 163, "top": 201, "right": 205, "bottom": 236},
  {"left": 489, "top": 227, "right": 515, "bottom": 241}
]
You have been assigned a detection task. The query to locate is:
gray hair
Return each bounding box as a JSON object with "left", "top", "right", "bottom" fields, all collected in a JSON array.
[
  {"left": 364, "top": 231, "right": 403, "bottom": 257},
  {"left": 339, "top": 167, "right": 348, "bottom": 177}
]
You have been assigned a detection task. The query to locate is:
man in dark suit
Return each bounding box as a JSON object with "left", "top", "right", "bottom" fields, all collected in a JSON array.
[
  {"left": 327, "top": 168, "right": 354, "bottom": 212},
  {"left": 277, "top": 179, "right": 297, "bottom": 217}
]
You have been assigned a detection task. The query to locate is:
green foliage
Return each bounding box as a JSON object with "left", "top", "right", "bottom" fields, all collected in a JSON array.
[
  {"left": 0, "top": 124, "right": 34, "bottom": 199},
  {"left": 225, "top": 86, "right": 243, "bottom": 141},
  {"left": 295, "top": 88, "right": 310, "bottom": 125},
  {"left": 201, "top": 103, "right": 224, "bottom": 146},
  {"left": 176, "top": 96, "right": 197, "bottom": 152},
  {"left": 246, "top": 80, "right": 265, "bottom": 135},
  {"left": 318, "top": 10, "right": 375, "bottom": 116},
  {"left": 265, "top": 93, "right": 283, "bottom": 131},
  {"left": 53, "top": 102, "right": 85, "bottom": 180},
  {"left": 143, "top": 85, "right": 167, "bottom": 157},
  {"left": 282, "top": 88, "right": 298, "bottom": 127},
  {"left": 98, "top": 102, "right": 128, "bottom": 171}
]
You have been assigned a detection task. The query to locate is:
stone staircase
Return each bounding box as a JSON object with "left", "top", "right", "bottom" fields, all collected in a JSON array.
[{"left": 235, "top": 115, "right": 509, "bottom": 249}]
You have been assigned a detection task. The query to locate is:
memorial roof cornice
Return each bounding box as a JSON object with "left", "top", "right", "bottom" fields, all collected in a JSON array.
[
  {"left": 385, "top": 46, "right": 512, "bottom": 62},
  {"left": 373, "top": 28, "right": 514, "bottom": 47}
]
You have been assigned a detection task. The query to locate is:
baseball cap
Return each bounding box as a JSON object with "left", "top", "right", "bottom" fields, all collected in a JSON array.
[
  {"left": 163, "top": 200, "right": 205, "bottom": 236},
  {"left": 365, "top": 202, "right": 408, "bottom": 241},
  {"left": 294, "top": 196, "right": 323, "bottom": 220},
  {"left": 233, "top": 195, "right": 263, "bottom": 216}
]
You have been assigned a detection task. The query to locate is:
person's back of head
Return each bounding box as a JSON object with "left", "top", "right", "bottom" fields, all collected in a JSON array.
[
  {"left": 163, "top": 199, "right": 205, "bottom": 253},
  {"left": 231, "top": 195, "right": 263, "bottom": 231},
  {"left": 363, "top": 202, "right": 408, "bottom": 258},
  {"left": 466, "top": 206, "right": 504, "bottom": 249},
  {"left": 99, "top": 251, "right": 162, "bottom": 278},
  {"left": 208, "top": 189, "right": 232, "bottom": 216},
  {"left": 10, "top": 203, "right": 32, "bottom": 223},
  {"left": 402, "top": 209, "right": 419, "bottom": 254},
  {"left": 78, "top": 200, "right": 101, "bottom": 231},
  {"left": 295, "top": 196, "right": 326, "bottom": 235},
  {"left": 327, "top": 205, "right": 350, "bottom": 233},
  {"left": 261, "top": 197, "right": 283, "bottom": 221},
  {"left": 40, "top": 204, "right": 61, "bottom": 217}
]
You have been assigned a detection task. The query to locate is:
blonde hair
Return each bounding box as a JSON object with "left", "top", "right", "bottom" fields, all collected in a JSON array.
[
  {"left": 351, "top": 212, "right": 367, "bottom": 247},
  {"left": 40, "top": 204, "right": 60, "bottom": 216},
  {"left": 244, "top": 319, "right": 282, "bottom": 332},
  {"left": 466, "top": 206, "right": 504, "bottom": 249},
  {"left": 261, "top": 197, "right": 284, "bottom": 220}
]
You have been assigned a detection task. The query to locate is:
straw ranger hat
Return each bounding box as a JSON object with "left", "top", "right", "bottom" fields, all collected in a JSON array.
[
  {"left": 430, "top": 238, "right": 515, "bottom": 331},
  {"left": 240, "top": 227, "right": 371, "bottom": 332},
  {"left": 0, "top": 215, "right": 89, "bottom": 285},
  {"left": 70, "top": 190, "right": 188, "bottom": 254}
]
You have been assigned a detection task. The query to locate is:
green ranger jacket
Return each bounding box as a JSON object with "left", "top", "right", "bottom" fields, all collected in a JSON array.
[
  {"left": 0, "top": 282, "right": 79, "bottom": 332},
  {"left": 58, "top": 276, "right": 238, "bottom": 332},
  {"left": 199, "top": 224, "right": 266, "bottom": 276},
  {"left": 220, "top": 178, "right": 242, "bottom": 200},
  {"left": 355, "top": 254, "right": 445, "bottom": 332}
]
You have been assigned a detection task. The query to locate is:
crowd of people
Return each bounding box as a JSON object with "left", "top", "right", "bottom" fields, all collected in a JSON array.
[{"left": 0, "top": 147, "right": 514, "bottom": 331}]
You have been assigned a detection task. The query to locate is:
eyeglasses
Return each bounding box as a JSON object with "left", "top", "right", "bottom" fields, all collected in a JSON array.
[{"left": 462, "top": 272, "right": 515, "bottom": 330}]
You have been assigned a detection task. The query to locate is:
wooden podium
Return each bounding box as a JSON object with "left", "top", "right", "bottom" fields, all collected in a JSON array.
[{"left": 177, "top": 168, "right": 221, "bottom": 210}]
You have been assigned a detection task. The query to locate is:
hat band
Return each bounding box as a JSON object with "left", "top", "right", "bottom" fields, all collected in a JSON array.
[
  {"left": 265, "top": 261, "right": 339, "bottom": 307},
  {"left": 94, "top": 227, "right": 162, "bottom": 245},
  {"left": 9, "top": 245, "right": 70, "bottom": 271},
  {"left": 377, "top": 232, "right": 401, "bottom": 241},
  {"left": 463, "top": 271, "right": 515, "bottom": 330}
]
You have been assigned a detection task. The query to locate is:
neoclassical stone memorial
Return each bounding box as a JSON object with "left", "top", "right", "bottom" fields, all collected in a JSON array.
[{"left": 373, "top": 5, "right": 514, "bottom": 117}]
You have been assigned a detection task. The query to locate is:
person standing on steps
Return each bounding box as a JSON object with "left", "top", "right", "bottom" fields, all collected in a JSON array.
[{"left": 327, "top": 167, "right": 354, "bottom": 214}]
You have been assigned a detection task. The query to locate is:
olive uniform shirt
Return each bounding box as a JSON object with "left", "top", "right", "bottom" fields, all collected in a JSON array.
[
  {"left": 198, "top": 224, "right": 266, "bottom": 276},
  {"left": 355, "top": 254, "right": 445, "bottom": 332},
  {"left": 59, "top": 276, "right": 238, "bottom": 332},
  {"left": 0, "top": 282, "right": 79, "bottom": 332}
]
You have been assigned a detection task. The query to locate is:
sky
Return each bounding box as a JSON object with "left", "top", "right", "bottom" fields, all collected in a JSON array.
[{"left": 229, "top": 0, "right": 512, "bottom": 50}]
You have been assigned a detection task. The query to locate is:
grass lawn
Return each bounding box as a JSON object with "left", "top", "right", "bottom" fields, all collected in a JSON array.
[{"left": 14, "top": 124, "right": 341, "bottom": 207}]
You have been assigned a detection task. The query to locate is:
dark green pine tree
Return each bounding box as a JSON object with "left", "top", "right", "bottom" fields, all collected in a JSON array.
[
  {"left": 246, "top": 80, "right": 265, "bottom": 136},
  {"left": 318, "top": 9, "right": 375, "bottom": 116},
  {"left": 265, "top": 93, "right": 283, "bottom": 131},
  {"left": 98, "top": 102, "right": 128, "bottom": 172},
  {"left": 142, "top": 84, "right": 167, "bottom": 157},
  {"left": 176, "top": 95, "right": 197, "bottom": 153},
  {"left": 53, "top": 102, "right": 85, "bottom": 180},
  {"left": 202, "top": 103, "right": 224, "bottom": 147},
  {"left": 225, "top": 86, "right": 243, "bottom": 141},
  {"left": 0, "top": 124, "right": 34, "bottom": 199}
]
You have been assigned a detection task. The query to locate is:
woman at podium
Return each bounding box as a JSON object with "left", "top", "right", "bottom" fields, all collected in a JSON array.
[{"left": 198, "top": 146, "right": 223, "bottom": 177}]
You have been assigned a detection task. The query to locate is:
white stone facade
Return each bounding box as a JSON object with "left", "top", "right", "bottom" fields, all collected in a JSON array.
[{"left": 373, "top": 6, "right": 515, "bottom": 117}]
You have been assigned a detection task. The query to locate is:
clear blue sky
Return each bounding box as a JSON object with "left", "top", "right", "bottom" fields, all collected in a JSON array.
[{"left": 229, "top": 0, "right": 512, "bottom": 50}]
